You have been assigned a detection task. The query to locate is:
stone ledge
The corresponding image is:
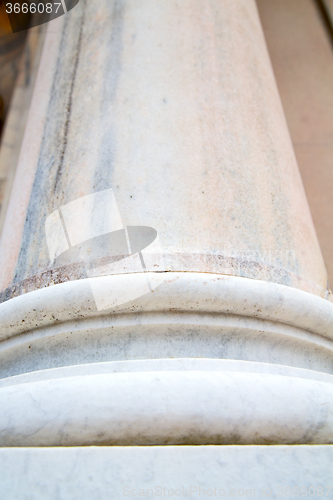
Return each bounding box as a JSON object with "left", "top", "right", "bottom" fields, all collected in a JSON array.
[
  {"left": 0, "top": 359, "right": 332, "bottom": 446},
  {"left": 0, "top": 445, "right": 332, "bottom": 499}
]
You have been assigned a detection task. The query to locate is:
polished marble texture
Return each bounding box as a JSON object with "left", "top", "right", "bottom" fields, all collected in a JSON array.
[
  {"left": 0, "top": 0, "right": 332, "bottom": 466},
  {"left": 0, "top": 273, "right": 333, "bottom": 380},
  {"left": 0, "top": 445, "right": 332, "bottom": 499},
  {"left": 0, "top": 359, "right": 332, "bottom": 446},
  {"left": 0, "top": 0, "right": 329, "bottom": 299}
]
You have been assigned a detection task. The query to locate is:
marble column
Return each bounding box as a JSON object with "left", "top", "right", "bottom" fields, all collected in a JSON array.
[{"left": 0, "top": 0, "right": 332, "bottom": 490}]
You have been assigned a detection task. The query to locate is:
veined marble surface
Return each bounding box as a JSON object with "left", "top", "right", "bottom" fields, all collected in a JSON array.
[
  {"left": 0, "top": 359, "right": 332, "bottom": 446},
  {"left": 0, "top": 273, "right": 333, "bottom": 378},
  {"left": 0, "top": 0, "right": 331, "bottom": 476},
  {"left": 0, "top": 445, "right": 332, "bottom": 499},
  {"left": 0, "top": 0, "right": 329, "bottom": 300}
]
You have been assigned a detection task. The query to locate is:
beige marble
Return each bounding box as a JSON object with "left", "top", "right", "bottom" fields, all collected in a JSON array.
[
  {"left": 0, "top": 0, "right": 329, "bottom": 300},
  {"left": 0, "top": 25, "right": 45, "bottom": 234},
  {"left": 0, "top": 15, "right": 65, "bottom": 290}
]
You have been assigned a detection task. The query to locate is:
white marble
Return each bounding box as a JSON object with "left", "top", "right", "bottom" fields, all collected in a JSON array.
[
  {"left": 1, "top": 273, "right": 333, "bottom": 340},
  {"left": 0, "top": 0, "right": 332, "bottom": 478},
  {"left": 0, "top": 359, "right": 332, "bottom": 446},
  {"left": 0, "top": 445, "right": 332, "bottom": 499},
  {"left": 0, "top": 273, "right": 332, "bottom": 378},
  {"left": 2, "top": 358, "right": 333, "bottom": 387}
]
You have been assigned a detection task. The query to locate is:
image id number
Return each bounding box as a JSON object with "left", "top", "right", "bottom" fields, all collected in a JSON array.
[
  {"left": 5, "top": 2, "right": 62, "bottom": 14},
  {"left": 277, "top": 486, "right": 332, "bottom": 496}
]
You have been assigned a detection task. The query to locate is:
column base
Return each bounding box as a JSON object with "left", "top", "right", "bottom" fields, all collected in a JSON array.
[
  {"left": 0, "top": 358, "right": 332, "bottom": 446},
  {"left": 0, "top": 273, "right": 333, "bottom": 378}
]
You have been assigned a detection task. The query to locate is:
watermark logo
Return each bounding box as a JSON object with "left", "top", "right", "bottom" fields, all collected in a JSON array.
[
  {"left": 45, "top": 188, "right": 166, "bottom": 311},
  {"left": 0, "top": 0, "right": 81, "bottom": 33}
]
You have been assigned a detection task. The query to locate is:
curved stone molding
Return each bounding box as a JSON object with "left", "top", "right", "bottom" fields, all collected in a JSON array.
[
  {"left": 1, "top": 252, "right": 330, "bottom": 304},
  {"left": 1, "top": 272, "right": 333, "bottom": 341},
  {"left": 0, "top": 359, "right": 332, "bottom": 446},
  {"left": 0, "top": 273, "right": 332, "bottom": 378}
]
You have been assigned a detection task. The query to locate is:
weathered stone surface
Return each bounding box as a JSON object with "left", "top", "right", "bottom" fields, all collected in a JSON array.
[
  {"left": 0, "top": 0, "right": 329, "bottom": 299},
  {"left": 0, "top": 359, "right": 333, "bottom": 446},
  {"left": 0, "top": 0, "right": 332, "bottom": 468},
  {"left": 0, "top": 445, "right": 332, "bottom": 499},
  {"left": 0, "top": 273, "right": 333, "bottom": 379}
]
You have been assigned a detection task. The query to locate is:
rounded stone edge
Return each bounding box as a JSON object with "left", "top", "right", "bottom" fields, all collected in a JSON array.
[
  {"left": 0, "top": 359, "right": 332, "bottom": 446},
  {"left": 0, "top": 273, "right": 333, "bottom": 342}
]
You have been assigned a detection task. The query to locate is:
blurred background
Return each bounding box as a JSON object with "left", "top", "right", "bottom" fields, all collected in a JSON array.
[{"left": 0, "top": 0, "right": 45, "bottom": 237}]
